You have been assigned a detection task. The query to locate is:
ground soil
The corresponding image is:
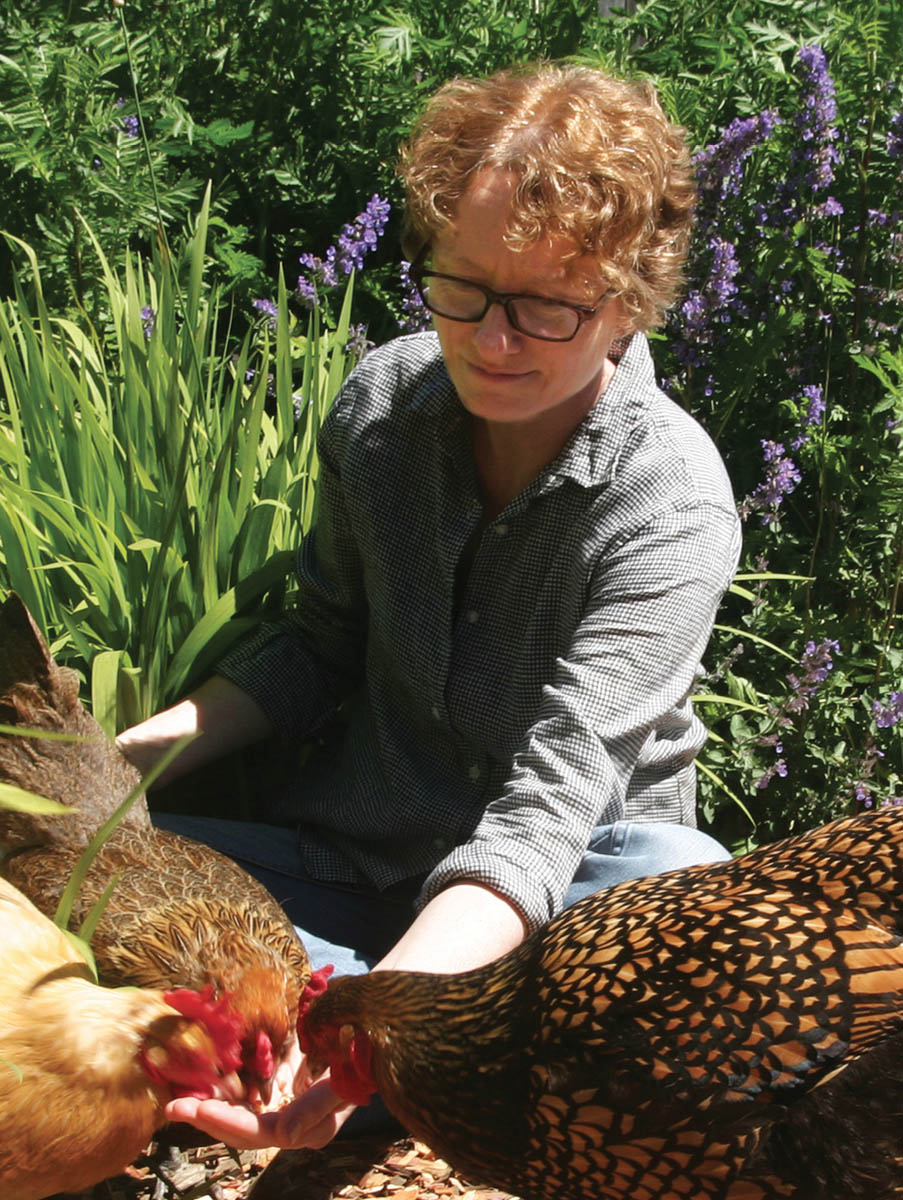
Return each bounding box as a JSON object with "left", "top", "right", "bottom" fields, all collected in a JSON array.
[{"left": 55, "top": 1135, "right": 518, "bottom": 1200}]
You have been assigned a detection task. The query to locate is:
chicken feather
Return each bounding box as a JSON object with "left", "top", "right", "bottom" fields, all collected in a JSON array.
[
  {"left": 0, "top": 592, "right": 310, "bottom": 1104},
  {"left": 0, "top": 876, "right": 244, "bottom": 1200},
  {"left": 300, "top": 807, "right": 903, "bottom": 1200}
]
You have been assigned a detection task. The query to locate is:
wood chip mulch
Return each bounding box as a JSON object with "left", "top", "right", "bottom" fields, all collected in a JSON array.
[{"left": 56, "top": 1135, "right": 519, "bottom": 1200}]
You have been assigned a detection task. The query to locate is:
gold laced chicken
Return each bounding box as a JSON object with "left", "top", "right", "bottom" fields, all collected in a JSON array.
[
  {"left": 0, "top": 875, "right": 246, "bottom": 1200},
  {"left": 0, "top": 592, "right": 310, "bottom": 1106},
  {"left": 299, "top": 807, "right": 903, "bottom": 1200}
]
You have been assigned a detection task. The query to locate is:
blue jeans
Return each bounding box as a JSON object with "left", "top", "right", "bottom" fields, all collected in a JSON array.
[{"left": 152, "top": 813, "right": 729, "bottom": 976}]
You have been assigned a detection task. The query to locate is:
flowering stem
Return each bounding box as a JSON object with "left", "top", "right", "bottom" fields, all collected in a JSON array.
[
  {"left": 805, "top": 358, "right": 834, "bottom": 617},
  {"left": 875, "top": 523, "right": 903, "bottom": 691},
  {"left": 851, "top": 39, "right": 879, "bottom": 343}
]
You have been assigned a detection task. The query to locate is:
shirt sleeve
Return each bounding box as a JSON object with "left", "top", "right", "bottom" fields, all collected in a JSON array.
[
  {"left": 216, "top": 397, "right": 367, "bottom": 739},
  {"left": 418, "top": 496, "right": 742, "bottom": 930}
]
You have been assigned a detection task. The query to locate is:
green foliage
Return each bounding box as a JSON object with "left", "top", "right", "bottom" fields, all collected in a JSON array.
[
  {"left": 0, "top": 0, "right": 901, "bottom": 848},
  {"left": 0, "top": 190, "right": 361, "bottom": 727},
  {"left": 621, "top": 1, "right": 903, "bottom": 843}
]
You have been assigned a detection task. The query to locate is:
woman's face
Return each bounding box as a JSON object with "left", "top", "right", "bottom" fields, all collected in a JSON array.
[{"left": 429, "top": 168, "right": 626, "bottom": 430}]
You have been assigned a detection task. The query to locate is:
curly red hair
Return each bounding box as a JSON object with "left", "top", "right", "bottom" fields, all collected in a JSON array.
[{"left": 398, "top": 62, "right": 696, "bottom": 330}]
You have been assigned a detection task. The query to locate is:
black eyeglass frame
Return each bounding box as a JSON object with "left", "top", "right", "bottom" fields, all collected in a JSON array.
[{"left": 409, "top": 255, "right": 609, "bottom": 344}]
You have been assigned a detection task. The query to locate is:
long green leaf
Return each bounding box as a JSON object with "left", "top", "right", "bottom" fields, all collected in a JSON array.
[
  {"left": 0, "top": 782, "right": 74, "bottom": 814},
  {"left": 53, "top": 733, "right": 196, "bottom": 931}
]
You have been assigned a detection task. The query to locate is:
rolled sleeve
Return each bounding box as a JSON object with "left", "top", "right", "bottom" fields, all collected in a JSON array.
[{"left": 420, "top": 497, "right": 741, "bottom": 929}]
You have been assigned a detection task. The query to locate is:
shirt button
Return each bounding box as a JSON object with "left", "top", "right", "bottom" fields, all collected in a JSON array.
[
  {"left": 466, "top": 609, "right": 479, "bottom": 624},
  {"left": 433, "top": 836, "right": 448, "bottom": 851},
  {"left": 494, "top": 523, "right": 508, "bottom": 535},
  {"left": 431, "top": 705, "right": 442, "bottom": 721},
  {"left": 468, "top": 764, "right": 481, "bottom": 781}
]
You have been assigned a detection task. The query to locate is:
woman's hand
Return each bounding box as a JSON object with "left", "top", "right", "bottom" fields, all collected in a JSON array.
[{"left": 165, "top": 1076, "right": 355, "bottom": 1150}]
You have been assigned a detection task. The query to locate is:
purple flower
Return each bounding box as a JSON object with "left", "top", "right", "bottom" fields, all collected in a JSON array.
[
  {"left": 779, "top": 638, "right": 839, "bottom": 717},
  {"left": 335, "top": 194, "right": 391, "bottom": 275},
  {"left": 797, "top": 638, "right": 839, "bottom": 682},
  {"left": 140, "top": 305, "right": 155, "bottom": 340},
  {"left": 816, "top": 196, "right": 845, "bottom": 218},
  {"left": 252, "top": 298, "right": 279, "bottom": 331},
  {"left": 122, "top": 115, "right": 140, "bottom": 139},
  {"left": 398, "top": 260, "right": 432, "bottom": 334},
  {"left": 344, "top": 323, "right": 373, "bottom": 361},
  {"left": 297, "top": 195, "right": 391, "bottom": 308},
  {"left": 738, "top": 440, "right": 802, "bottom": 525},
  {"left": 791, "top": 384, "right": 826, "bottom": 448},
  {"left": 873, "top": 691, "right": 903, "bottom": 728},
  {"left": 793, "top": 45, "right": 841, "bottom": 193},
  {"left": 756, "top": 758, "right": 789, "bottom": 790},
  {"left": 693, "top": 111, "right": 781, "bottom": 214},
  {"left": 671, "top": 238, "right": 744, "bottom": 374}
]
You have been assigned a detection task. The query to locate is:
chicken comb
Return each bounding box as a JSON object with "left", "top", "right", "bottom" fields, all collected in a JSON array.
[
  {"left": 249, "top": 1028, "right": 275, "bottom": 1079},
  {"left": 164, "top": 984, "right": 244, "bottom": 1073},
  {"left": 332, "top": 1026, "right": 376, "bottom": 1107},
  {"left": 296, "top": 963, "right": 334, "bottom": 1050}
]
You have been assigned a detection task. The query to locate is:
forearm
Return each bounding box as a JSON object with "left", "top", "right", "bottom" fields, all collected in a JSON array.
[
  {"left": 374, "top": 882, "right": 528, "bottom": 974},
  {"left": 115, "top": 674, "right": 274, "bottom": 787}
]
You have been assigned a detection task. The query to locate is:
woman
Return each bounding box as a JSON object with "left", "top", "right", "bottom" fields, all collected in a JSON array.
[{"left": 121, "top": 62, "right": 741, "bottom": 1147}]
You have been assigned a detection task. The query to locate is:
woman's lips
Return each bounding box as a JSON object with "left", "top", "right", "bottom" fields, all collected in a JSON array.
[{"left": 467, "top": 361, "right": 530, "bottom": 381}]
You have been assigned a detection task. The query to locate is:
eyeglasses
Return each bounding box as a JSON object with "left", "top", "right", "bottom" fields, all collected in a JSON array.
[{"left": 410, "top": 264, "right": 608, "bottom": 343}]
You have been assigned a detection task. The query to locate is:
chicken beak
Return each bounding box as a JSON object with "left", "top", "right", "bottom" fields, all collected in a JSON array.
[{"left": 214, "top": 1070, "right": 245, "bottom": 1103}]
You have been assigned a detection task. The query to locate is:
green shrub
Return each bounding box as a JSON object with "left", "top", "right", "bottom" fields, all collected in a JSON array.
[{"left": 0, "top": 188, "right": 360, "bottom": 730}]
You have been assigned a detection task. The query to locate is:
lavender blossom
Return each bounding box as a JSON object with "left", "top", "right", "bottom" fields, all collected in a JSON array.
[
  {"left": 345, "top": 323, "right": 374, "bottom": 362},
  {"left": 790, "top": 384, "right": 826, "bottom": 449},
  {"left": 793, "top": 45, "right": 841, "bottom": 193},
  {"left": 122, "top": 114, "right": 140, "bottom": 139},
  {"left": 252, "top": 298, "right": 279, "bottom": 331},
  {"left": 335, "top": 194, "right": 391, "bottom": 275},
  {"left": 755, "top": 639, "right": 840, "bottom": 789},
  {"left": 873, "top": 690, "right": 903, "bottom": 728},
  {"left": 140, "top": 305, "right": 155, "bottom": 340},
  {"left": 398, "top": 260, "right": 432, "bottom": 334},
  {"left": 693, "top": 111, "right": 781, "bottom": 215},
  {"left": 738, "top": 440, "right": 802, "bottom": 525},
  {"left": 784, "top": 638, "right": 840, "bottom": 713},
  {"left": 671, "top": 237, "right": 744, "bottom": 380},
  {"left": 852, "top": 737, "right": 886, "bottom": 808},
  {"left": 297, "top": 196, "right": 391, "bottom": 309},
  {"left": 756, "top": 757, "right": 789, "bottom": 790}
]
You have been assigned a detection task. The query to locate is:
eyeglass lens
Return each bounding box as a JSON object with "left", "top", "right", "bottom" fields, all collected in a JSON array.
[{"left": 417, "top": 274, "right": 582, "bottom": 341}]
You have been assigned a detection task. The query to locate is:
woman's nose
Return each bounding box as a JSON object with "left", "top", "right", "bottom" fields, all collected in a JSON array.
[{"left": 472, "top": 300, "right": 520, "bottom": 354}]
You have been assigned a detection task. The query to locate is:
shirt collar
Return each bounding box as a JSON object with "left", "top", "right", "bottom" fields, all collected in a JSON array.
[
  {"left": 543, "top": 331, "right": 656, "bottom": 491},
  {"left": 422, "top": 329, "right": 657, "bottom": 492}
]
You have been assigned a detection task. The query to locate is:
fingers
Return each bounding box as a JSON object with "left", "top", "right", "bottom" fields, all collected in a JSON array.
[
  {"left": 273, "top": 1086, "right": 357, "bottom": 1149},
  {"left": 164, "top": 1097, "right": 276, "bottom": 1149},
  {"left": 164, "top": 1079, "right": 355, "bottom": 1151}
]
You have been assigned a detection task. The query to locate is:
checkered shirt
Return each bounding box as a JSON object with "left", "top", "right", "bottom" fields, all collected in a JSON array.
[{"left": 219, "top": 330, "right": 741, "bottom": 929}]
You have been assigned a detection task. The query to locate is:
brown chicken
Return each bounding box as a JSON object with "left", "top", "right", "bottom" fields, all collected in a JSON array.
[
  {"left": 299, "top": 807, "right": 903, "bottom": 1200},
  {"left": 0, "top": 875, "right": 245, "bottom": 1200},
  {"left": 0, "top": 591, "right": 310, "bottom": 1105}
]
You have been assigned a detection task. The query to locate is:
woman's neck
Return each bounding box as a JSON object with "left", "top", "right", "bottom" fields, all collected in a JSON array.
[{"left": 470, "top": 357, "right": 615, "bottom": 519}]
